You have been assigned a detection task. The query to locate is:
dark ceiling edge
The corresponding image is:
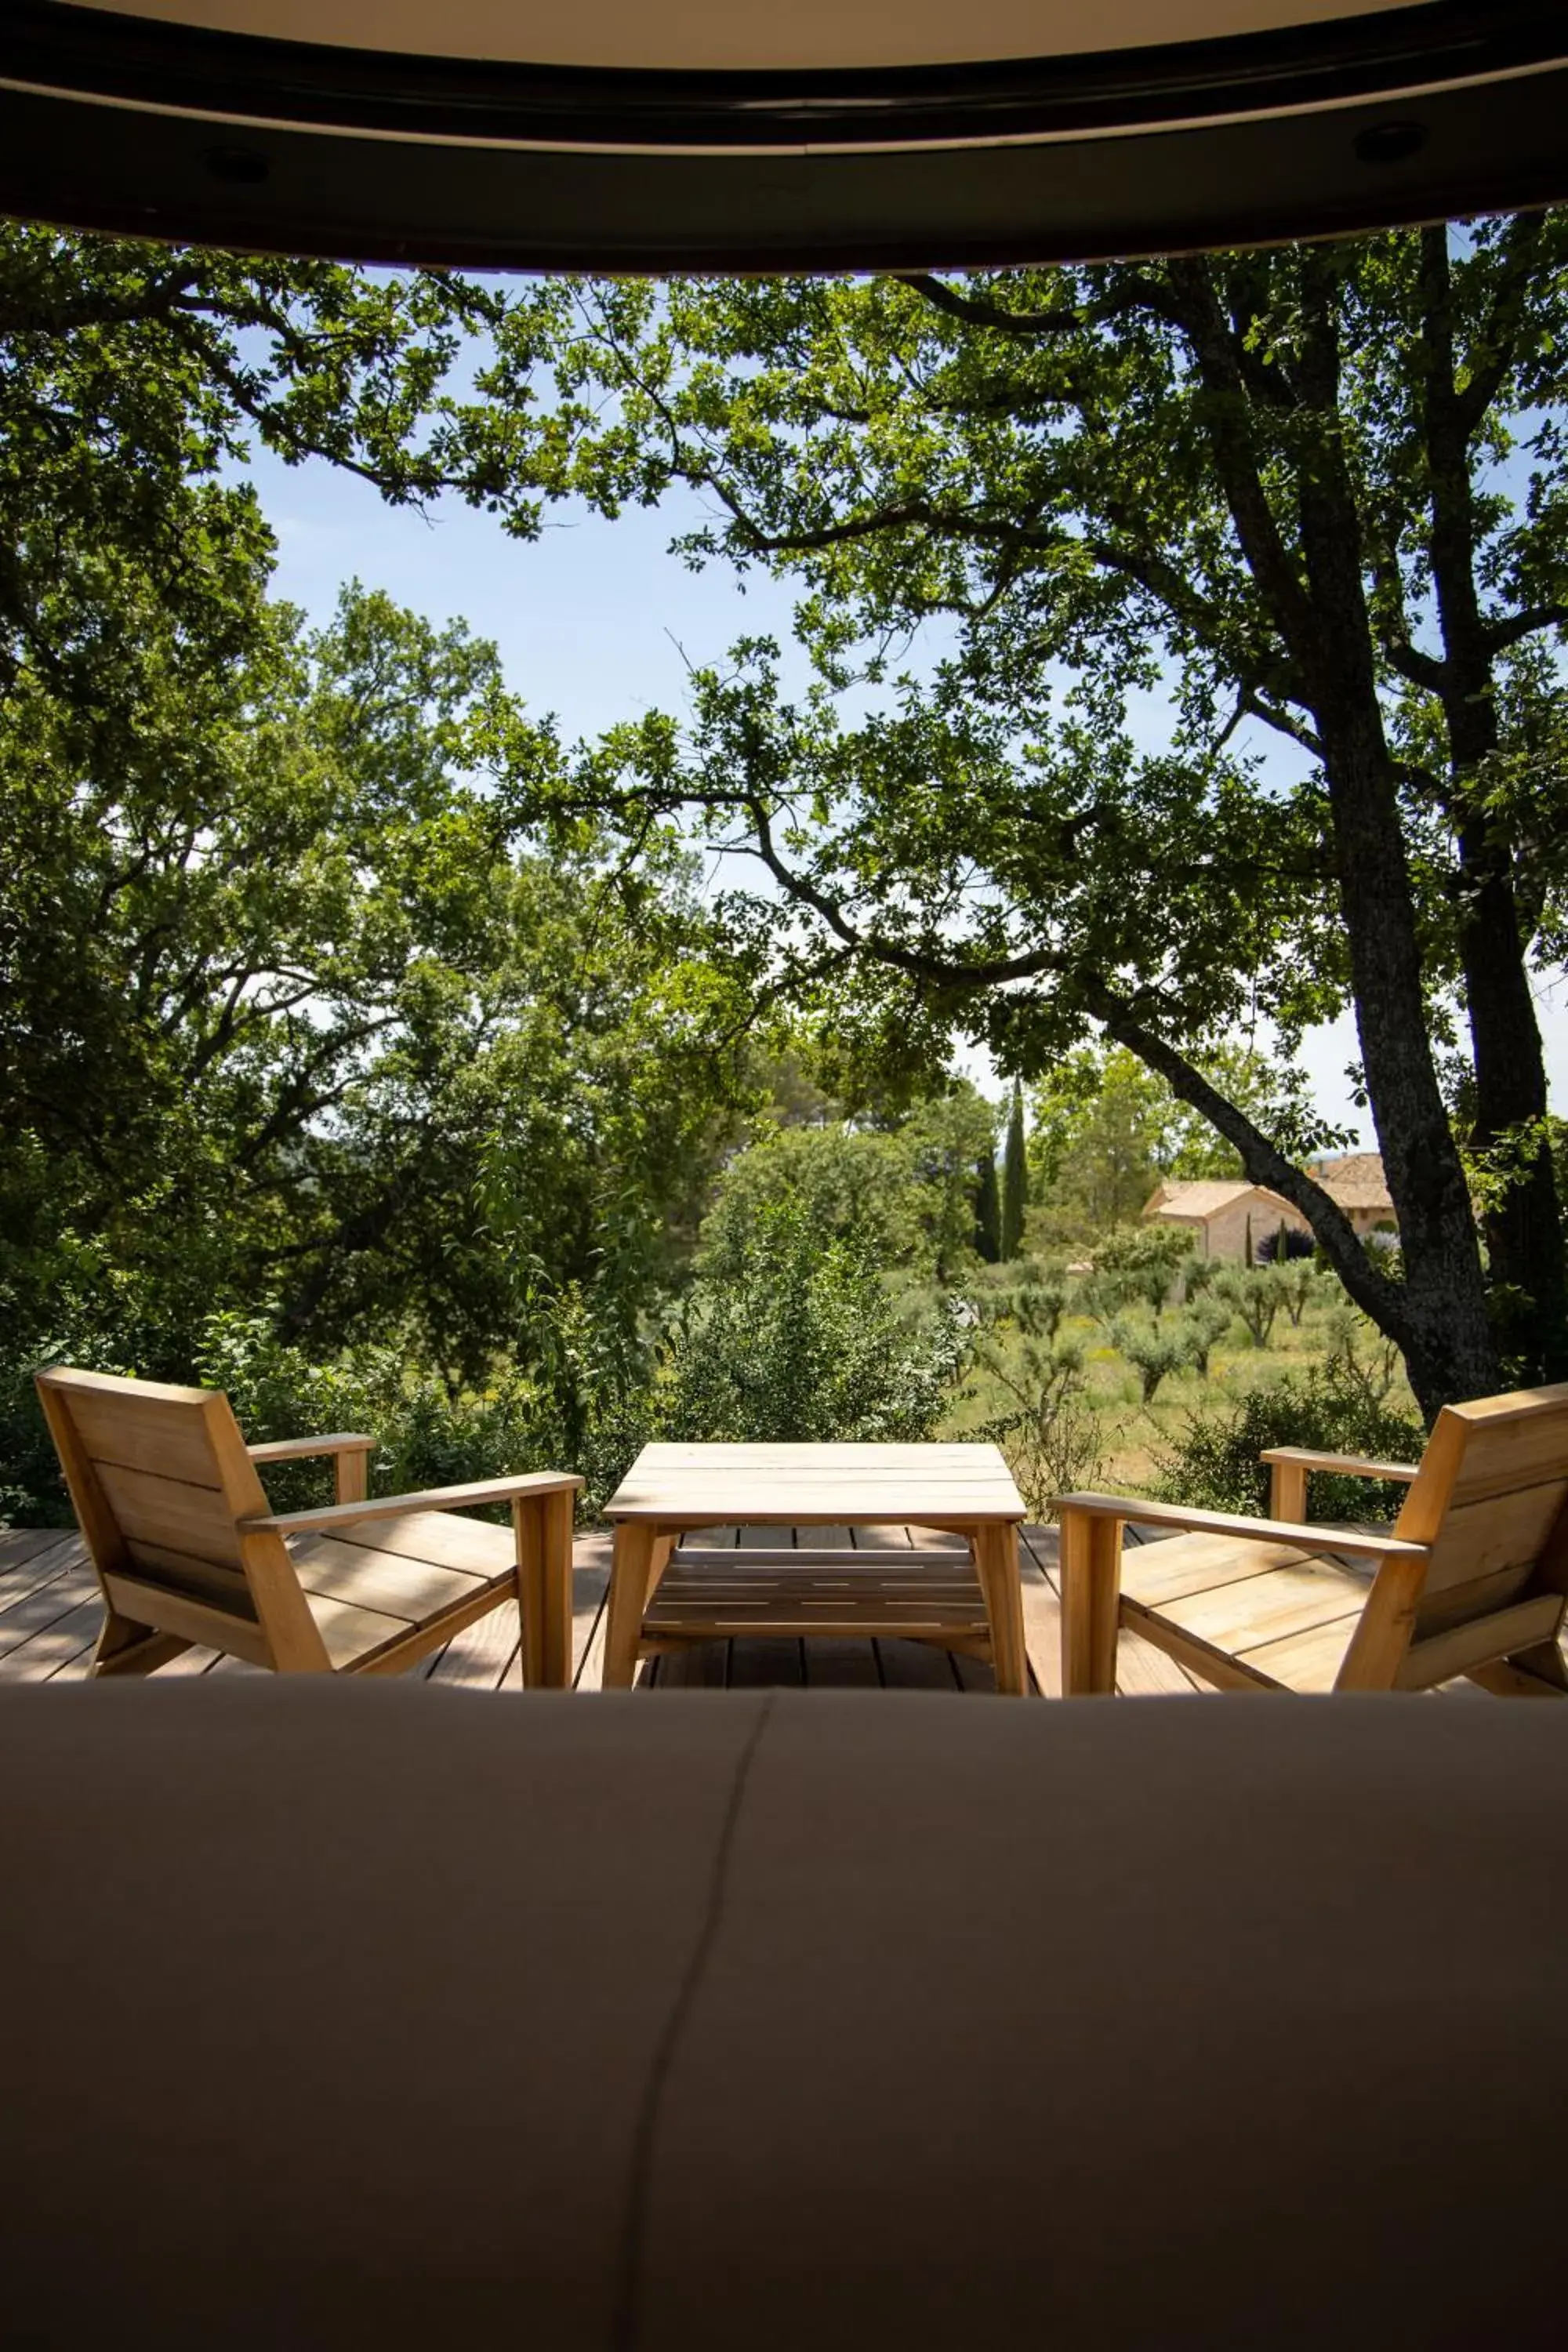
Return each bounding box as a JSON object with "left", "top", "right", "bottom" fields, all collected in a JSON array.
[
  {"left": 5, "top": 0, "right": 1566, "bottom": 149},
  {"left": 2, "top": 5, "right": 1566, "bottom": 270},
  {"left": 2, "top": 67, "right": 1566, "bottom": 274}
]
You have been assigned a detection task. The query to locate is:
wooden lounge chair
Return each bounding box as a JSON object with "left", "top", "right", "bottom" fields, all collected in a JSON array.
[
  {"left": 1058, "top": 1383, "right": 1568, "bottom": 1698},
  {"left": 35, "top": 1366, "right": 583, "bottom": 1683}
]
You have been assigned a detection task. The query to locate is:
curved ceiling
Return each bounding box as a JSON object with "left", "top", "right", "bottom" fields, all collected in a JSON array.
[
  {"left": 76, "top": 1, "right": 1433, "bottom": 74},
  {"left": 1, "top": 2, "right": 1565, "bottom": 269}
]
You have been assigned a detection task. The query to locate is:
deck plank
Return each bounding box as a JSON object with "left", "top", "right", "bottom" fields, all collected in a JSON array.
[
  {"left": 568, "top": 1531, "right": 613, "bottom": 1686},
  {"left": 849, "top": 1523, "right": 916, "bottom": 1551},
  {"left": 0, "top": 1561, "right": 100, "bottom": 1662},
  {"left": 0, "top": 1530, "right": 82, "bottom": 1593},
  {"left": 0, "top": 1512, "right": 1268, "bottom": 1699},
  {"left": 424, "top": 1599, "right": 521, "bottom": 1692},
  {"left": 728, "top": 1634, "right": 806, "bottom": 1688},
  {"left": 0, "top": 1593, "right": 104, "bottom": 1681},
  {"left": 802, "top": 1639, "right": 883, "bottom": 1688},
  {"left": 1018, "top": 1525, "right": 1064, "bottom": 1698},
  {"left": 876, "top": 1638, "right": 962, "bottom": 1691},
  {"left": 656, "top": 1640, "right": 731, "bottom": 1689},
  {"left": 572, "top": 1531, "right": 619, "bottom": 1691},
  {"left": 1, "top": 1531, "right": 88, "bottom": 1599},
  {"left": 152, "top": 1643, "right": 226, "bottom": 1677}
]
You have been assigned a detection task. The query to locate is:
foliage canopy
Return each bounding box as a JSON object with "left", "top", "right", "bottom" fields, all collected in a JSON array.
[{"left": 492, "top": 218, "right": 1568, "bottom": 1414}]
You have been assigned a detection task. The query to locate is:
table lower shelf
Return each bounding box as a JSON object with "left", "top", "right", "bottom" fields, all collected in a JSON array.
[{"left": 642, "top": 1550, "right": 991, "bottom": 1646}]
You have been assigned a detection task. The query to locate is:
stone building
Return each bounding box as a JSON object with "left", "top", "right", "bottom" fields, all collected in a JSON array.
[{"left": 1143, "top": 1155, "right": 1396, "bottom": 1262}]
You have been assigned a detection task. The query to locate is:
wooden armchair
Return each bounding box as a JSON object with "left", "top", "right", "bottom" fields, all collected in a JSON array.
[
  {"left": 36, "top": 1367, "right": 583, "bottom": 1684},
  {"left": 1058, "top": 1383, "right": 1568, "bottom": 1698}
]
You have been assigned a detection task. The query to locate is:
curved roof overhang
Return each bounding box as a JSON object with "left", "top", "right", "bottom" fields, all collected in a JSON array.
[{"left": 1, "top": 2, "right": 1565, "bottom": 268}]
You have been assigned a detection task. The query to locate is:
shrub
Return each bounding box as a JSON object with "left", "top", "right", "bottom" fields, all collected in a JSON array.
[
  {"left": 1254, "top": 1223, "right": 1316, "bottom": 1264},
  {"left": 1181, "top": 1296, "right": 1233, "bottom": 1377},
  {"left": 1092, "top": 1224, "right": 1199, "bottom": 1282},
  {"left": 1273, "top": 1257, "right": 1324, "bottom": 1328},
  {"left": 1111, "top": 1316, "right": 1193, "bottom": 1404},
  {"left": 0, "top": 1338, "right": 126, "bottom": 1525},
  {"left": 1153, "top": 1351, "right": 1424, "bottom": 1521},
  {"left": 658, "top": 1205, "right": 969, "bottom": 1445},
  {"left": 195, "top": 1312, "right": 569, "bottom": 1515},
  {"left": 972, "top": 1323, "right": 1105, "bottom": 1523},
  {"left": 0, "top": 1222, "right": 964, "bottom": 1533},
  {"left": 1002, "top": 1277, "right": 1067, "bottom": 1341},
  {"left": 1080, "top": 1224, "right": 1199, "bottom": 1324},
  {"left": 1214, "top": 1265, "right": 1283, "bottom": 1348},
  {"left": 1181, "top": 1254, "right": 1220, "bottom": 1301},
  {"left": 0, "top": 1241, "right": 237, "bottom": 1521}
]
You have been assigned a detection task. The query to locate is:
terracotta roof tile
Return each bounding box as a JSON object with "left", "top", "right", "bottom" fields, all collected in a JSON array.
[
  {"left": 1145, "top": 1181, "right": 1259, "bottom": 1220},
  {"left": 1312, "top": 1152, "right": 1394, "bottom": 1211}
]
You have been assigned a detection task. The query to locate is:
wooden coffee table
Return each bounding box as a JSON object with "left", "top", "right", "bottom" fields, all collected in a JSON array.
[{"left": 601, "top": 1442, "right": 1029, "bottom": 1694}]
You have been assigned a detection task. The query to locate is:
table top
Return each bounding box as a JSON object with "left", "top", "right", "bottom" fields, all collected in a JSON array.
[{"left": 604, "top": 1441, "right": 1025, "bottom": 1526}]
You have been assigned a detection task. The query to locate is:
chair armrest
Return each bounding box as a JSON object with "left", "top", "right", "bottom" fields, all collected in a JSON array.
[
  {"left": 248, "top": 1432, "right": 379, "bottom": 1508},
  {"left": 238, "top": 1470, "right": 583, "bottom": 1537},
  {"left": 1053, "top": 1493, "right": 1428, "bottom": 1563},
  {"left": 247, "top": 1434, "right": 377, "bottom": 1465},
  {"left": 1259, "top": 1446, "right": 1420, "bottom": 1483}
]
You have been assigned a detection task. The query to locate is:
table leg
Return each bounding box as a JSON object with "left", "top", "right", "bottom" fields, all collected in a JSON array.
[
  {"left": 645, "top": 1532, "right": 676, "bottom": 1606},
  {"left": 603, "top": 1523, "right": 660, "bottom": 1691},
  {"left": 974, "top": 1523, "right": 1029, "bottom": 1696}
]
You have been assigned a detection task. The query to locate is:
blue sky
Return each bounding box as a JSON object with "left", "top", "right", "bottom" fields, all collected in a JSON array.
[
  {"left": 249, "top": 441, "right": 811, "bottom": 734},
  {"left": 246, "top": 437, "right": 1568, "bottom": 1144}
]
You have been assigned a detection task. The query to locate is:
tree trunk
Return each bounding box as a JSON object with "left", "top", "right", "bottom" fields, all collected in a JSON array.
[
  {"left": 1183, "top": 246, "right": 1502, "bottom": 1416},
  {"left": 1314, "top": 708, "right": 1500, "bottom": 1416},
  {"left": 1449, "top": 786, "right": 1567, "bottom": 1381},
  {"left": 1094, "top": 986, "right": 1481, "bottom": 1424},
  {"left": 1417, "top": 223, "right": 1568, "bottom": 1381}
]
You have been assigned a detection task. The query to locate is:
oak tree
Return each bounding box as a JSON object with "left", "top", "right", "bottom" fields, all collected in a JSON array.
[{"left": 496, "top": 216, "right": 1568, "bottom": 1414}]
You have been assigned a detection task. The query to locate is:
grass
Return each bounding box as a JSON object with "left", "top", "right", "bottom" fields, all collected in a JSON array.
[{"left": 937, "top": 1276, "right": 1421, "bottom": 1497}]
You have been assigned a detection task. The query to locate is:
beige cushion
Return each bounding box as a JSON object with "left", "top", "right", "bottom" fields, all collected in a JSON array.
[{"left": 2, "top": 1685, "right": 1566, "bottom": 2347}]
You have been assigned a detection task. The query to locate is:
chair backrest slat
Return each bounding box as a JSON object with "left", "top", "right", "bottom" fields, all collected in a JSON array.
[
  {"left": 1380, "top": 1386, "right": 1568, "bottom": 1679},
  {"left": 93, "top": 1458, "right": 249, "bottom": 1571},
  {"left": 1445, "top": 1388, "right": 1568, "bottom": 1505},
  {"left": 1399, "top": 1592, "right": 1568, "bottom": 1693},
  {"left": 55, "top": 1381, "right": 231, "bottom": 1492},
  {"left": 1418, "top": 1483, "right": 1568, "bottom": 1600}
]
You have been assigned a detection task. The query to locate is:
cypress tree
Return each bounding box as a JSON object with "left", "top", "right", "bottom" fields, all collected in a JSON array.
[
  {"left": 1000, "top": 1083, "right": 1028, "bottom": 1261},
  {"left": 975, "top": 1150, "right": 1002, "bottom": 1263}
]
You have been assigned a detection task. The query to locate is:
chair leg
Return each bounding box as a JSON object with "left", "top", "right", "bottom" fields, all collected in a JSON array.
[
  {"left": 973, "top": 1524, "right": 1029, "bottom": 1695},
  {"left": 1507, "top": 1637, "right": 1568, "bottom": 1691},
  {"left": 1059, "top": 1508, "right": 1123, "bottom": 1695},
  {"left": 602, "top": 1523, "right": 659, "bottom": 1690},
  {"left": 513, "top": 1489, "right": 576, "bottom": 1689},
  {"left": 89, "top": 1611, "right": 192, "bottom": 1678},
  {"left": 1269, "top": 1459, "right": 1308, "bottom": 1521},
  {"left": 1467, "top": 1639, "right": 1568, "bottom": 1699}
]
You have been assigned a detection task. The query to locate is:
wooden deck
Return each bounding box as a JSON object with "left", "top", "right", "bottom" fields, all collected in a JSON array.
[{"left": 0, "top": 1518, "right": 1207, "bottom": 1695}]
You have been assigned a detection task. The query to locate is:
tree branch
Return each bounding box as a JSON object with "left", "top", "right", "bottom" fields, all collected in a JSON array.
[
  {"left": 899, "top": 274, "right": 1083, "bottom": 339},
  {"left": 1383, "top": 637, "right": 1448, "bottom": 693},
  {"left": 1162, "top": 256, "right": 1321, "bottom": 667},
  {"left": 1081, "top": 986, "right": 1405, "bottom": 1331},
  {"left": 1484, "top": 601, "right": 1568, "bottom": 658},
  {"left": 1454, "top": 212, "right": 1548, "bottom": 441}
]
